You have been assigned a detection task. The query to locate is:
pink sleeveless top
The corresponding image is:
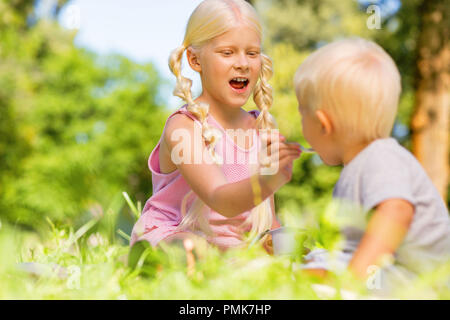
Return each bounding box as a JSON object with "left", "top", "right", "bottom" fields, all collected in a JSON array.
[{"left": 130, "top": 105, "right": 262, "bottom": 250}]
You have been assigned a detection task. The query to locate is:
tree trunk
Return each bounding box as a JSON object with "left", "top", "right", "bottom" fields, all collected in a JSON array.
[{"left": 411, "top": 0, "right": 450, "bottom": 202}]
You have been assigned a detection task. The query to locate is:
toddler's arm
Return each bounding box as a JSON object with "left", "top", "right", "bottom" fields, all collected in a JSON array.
[
  {"left": 162, "top": 114, "right": 301, "bottom": 218},
  {"left": 348, "top": 198, "right": 414, "bottom": 279}
]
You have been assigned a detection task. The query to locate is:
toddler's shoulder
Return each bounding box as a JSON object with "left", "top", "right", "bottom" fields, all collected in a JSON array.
[
  {"left": 365, "top": 139, "right": 426, "bottom": 180},
  {"left": 354, "top": 139, "right": 425, "bottom": 208}
]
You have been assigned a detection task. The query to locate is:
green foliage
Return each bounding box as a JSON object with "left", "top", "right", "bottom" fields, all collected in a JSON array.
[
  {"left": 258, "top": 0, "right": 373, "bottom": 50},
  {"left": 0, "top": 8, "right": 167, "bottom": 229}
]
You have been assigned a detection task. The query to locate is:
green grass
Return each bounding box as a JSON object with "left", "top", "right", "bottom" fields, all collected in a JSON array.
[{"left": 0, "top": 195, "right": 449, "bottom": 300}]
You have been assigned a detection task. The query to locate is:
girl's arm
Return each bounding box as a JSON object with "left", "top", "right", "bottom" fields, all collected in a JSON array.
[
  {"left": 348, "top": 198, "right": 414, "bottom": 279},
  {"left": 162, "top": 114, "right": 301, "bottom": 218}
]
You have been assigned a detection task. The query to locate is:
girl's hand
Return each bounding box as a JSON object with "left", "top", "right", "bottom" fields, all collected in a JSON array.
[{"left": 259, "top": 133, "right": 302, "bottom": 193}]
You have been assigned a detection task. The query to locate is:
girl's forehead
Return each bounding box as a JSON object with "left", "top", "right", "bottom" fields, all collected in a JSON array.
[{"left": 209, "top": 25, "right": 261, "bottom": 48}]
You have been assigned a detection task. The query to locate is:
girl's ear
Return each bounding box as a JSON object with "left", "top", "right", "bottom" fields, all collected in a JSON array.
[
  {"left": 186, "top": 47, "right": 202, "bottom": 72},
  {"left": 315, "top": 109, "right": 334, "bottom": 135}
]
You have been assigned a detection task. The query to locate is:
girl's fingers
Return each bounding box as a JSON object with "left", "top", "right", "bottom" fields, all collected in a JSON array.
[
  {"left": 265, "top": 139, "right": 298, "bottom": 147},
  {"left": 261, "top": 131, "right": 288, "bottom": 145},
  {"left": 265, "top": 151, "right": 298, "bottom": 167},
  {"left": 279, "top": 152, "right": 301, "bottom": 168},
  {"left": 259, "top": 138, "right": 301, "bottom": 170},
  {"left": 284, "top": 141, "right": 301, "bottom": 149},
  {"left": 262, "top": 142, "right": 301, "bottom": 157},
  {"left": 274, "top": 146, "right": 301, "bottom": 158},
  {"left": 275, "top": 147, "right": 301, "bottom": 160},
  {"left": 262, "top": 150, "right": 300, "bottom": 173}
]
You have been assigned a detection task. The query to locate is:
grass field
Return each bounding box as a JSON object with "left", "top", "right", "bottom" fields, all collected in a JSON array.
[{"left": 1, "top": 194, "right": 449, "bottom": 300}]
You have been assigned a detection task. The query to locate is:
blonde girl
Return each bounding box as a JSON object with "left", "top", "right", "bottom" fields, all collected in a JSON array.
[{"left": 130, "top": 0, "right": 301, "bottom": 252}]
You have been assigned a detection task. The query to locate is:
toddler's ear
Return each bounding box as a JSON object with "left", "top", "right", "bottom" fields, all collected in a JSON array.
[
  {"left": 186, "top": 47, "right": 202, "bottom": 72},
  {"left": 315, "top": 110, "right": 334, "bottom": 136}
]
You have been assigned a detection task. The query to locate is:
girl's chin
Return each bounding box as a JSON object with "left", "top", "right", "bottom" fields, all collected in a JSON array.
[
  {"left": 206, "top": 89, "right": 253, "bottom": 108},
  {"left": 227, "top": 87, "right": 254, "bottom": 105},
  {"left": 226, "top": 96, "right": 251, "bottom": 108}
]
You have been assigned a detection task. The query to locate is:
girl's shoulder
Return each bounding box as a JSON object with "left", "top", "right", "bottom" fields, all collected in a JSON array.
[
  {"left": 248, "top": 109, "right": 261, "bottom": 119},
  {"left": 164, "top": 104, "right": 201, "bottom": 128},
  {"left": 242, "top": 109, "right": 260, "bottom": 131},
  {"left": 161, "top": 105, "right": 206, "bottom": 151},
  {"left": 167, "top": 104, "right": 200, "bottom": 124}
]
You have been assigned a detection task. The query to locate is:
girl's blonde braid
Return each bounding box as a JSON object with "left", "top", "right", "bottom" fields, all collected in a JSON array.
[
  {"left": 253, "top": 53, "right": 276, "bottom": 130},
  {"left": 169, "top": 45, "right": 222, "bottom": 164},
  {"left": 168, "top": 45, "right": 222, "bottom": 235}
]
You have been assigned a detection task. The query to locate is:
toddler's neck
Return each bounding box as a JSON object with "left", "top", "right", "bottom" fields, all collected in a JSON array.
[{"left": 340, "top": 139, "right": 373, "bottom": 166}]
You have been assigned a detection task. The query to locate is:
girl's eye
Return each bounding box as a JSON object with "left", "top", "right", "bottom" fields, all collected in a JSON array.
[
  {"left": 221, "top": 51, "right": 232, "bottom": 56},
  {"left": 248, "top": 51, "right": 260, "bottom": 57}
]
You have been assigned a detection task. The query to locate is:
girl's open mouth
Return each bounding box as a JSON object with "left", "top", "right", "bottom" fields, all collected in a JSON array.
[{"left": 229, "top": 77, "right": 249, "bottom": 93}]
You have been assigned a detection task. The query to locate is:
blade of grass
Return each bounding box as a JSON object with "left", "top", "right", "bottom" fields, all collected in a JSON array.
[
  {"left": 137, "top": 201, "right": 142, "bottom": 217},
  {"left": 122, "top": 192, "right": 140, "bottom": 220},
  {"left": 117, "top": 229, "right": 131, "bottom": 242},
  {"left": 66, "top": 219, "right": 98, "bottom": 248}
]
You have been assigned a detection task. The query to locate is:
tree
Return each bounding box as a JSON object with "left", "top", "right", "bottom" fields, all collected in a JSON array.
[
  {"left": 411, "top": 0, "right": 449, "bottom": 201},
  {"left": 0, "top": 1, "right": 167, "bottom": 229}
]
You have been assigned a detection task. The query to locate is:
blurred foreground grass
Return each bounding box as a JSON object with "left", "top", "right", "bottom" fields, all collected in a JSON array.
[{"left": 0, "top": 194, "right": 449, "bottom": 300}]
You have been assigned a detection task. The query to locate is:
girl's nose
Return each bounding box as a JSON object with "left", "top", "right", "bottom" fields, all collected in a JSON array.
[{"left": 233, "top": 53, "right": 249, "bottom": 70}]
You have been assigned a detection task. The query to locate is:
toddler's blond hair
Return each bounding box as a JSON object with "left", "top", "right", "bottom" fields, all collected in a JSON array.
[{"left": 294, "top": 38, "right": 401, "bottom": 143}]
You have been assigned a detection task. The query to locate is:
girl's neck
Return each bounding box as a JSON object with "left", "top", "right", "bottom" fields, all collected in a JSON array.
[{"left": 195, "top": 93, "right": 247, "bottom": 130}]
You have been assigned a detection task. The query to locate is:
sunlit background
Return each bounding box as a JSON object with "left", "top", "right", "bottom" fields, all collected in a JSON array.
[
  {"left": 0, "top": 0, "right": 448, "bottom": 299},
  {"left": 56, "top": 0, "right": 204, "bottom": 109}
]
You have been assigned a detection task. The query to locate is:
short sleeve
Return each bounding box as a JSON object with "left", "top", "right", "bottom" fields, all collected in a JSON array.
[
  {"left": 248, "top": 109, "right": 261, "bottom": 119},
  {"left": 360, "top": 149, "right": 416, "bottom": 210}
]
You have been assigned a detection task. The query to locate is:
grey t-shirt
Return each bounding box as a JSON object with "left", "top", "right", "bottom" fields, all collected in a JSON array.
[{"left": 304, "top": 138, "right": 450, "bottom": 281}]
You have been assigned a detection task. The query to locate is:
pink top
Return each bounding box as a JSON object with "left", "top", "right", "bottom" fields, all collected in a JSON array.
[{"left": 130, "top": 105, "right": 262, "bottom": 250}]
